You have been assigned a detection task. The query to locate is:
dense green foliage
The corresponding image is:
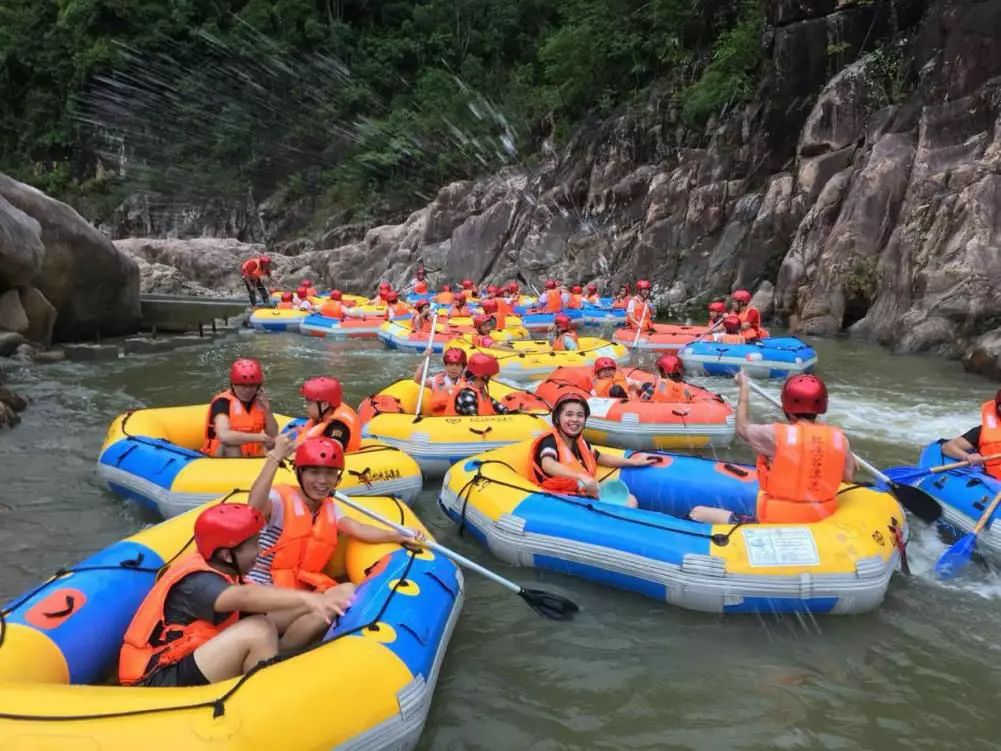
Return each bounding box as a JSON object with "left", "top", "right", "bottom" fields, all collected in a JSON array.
[{"left": 0, "top": 0, "right": 764, "bottom": 224}]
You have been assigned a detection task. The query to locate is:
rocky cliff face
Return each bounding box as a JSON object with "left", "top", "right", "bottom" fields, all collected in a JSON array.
[{"left": 111, "top": 0, "right": 1001, "bottom": 379}]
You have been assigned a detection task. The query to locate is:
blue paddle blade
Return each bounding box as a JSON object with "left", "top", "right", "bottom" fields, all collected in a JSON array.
[
  {"left": 934, "top": 533, "right": 977, "bottom": 580},
  {"left": 598, "top": 479, "right": 630, "bottom": 506},
  {"left": 879, "top": 465, "right": 928, "bottom": 488}
]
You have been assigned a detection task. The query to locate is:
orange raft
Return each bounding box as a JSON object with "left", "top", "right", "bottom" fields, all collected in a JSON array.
[
  {"left": 534, "top": 366, "right": 734, "bottom": 450},
  {"left": 613, "top": 323, "right": 770, "bottom": 351}
]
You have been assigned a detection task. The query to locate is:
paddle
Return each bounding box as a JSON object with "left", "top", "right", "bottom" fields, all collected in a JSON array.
[
  {"left": 934, "top": 488, "right": 1001, "bottom": 579},
  {"left": 333, "top": 491, "right": 580, "bottom": 620},
  {"left": 744, "top": 375, "right": 943, "bottom": 523},
  {"left": 885, "top": 453, "right": 1001, "bottom": 485},
  {"left": 413, "top": 309, "right": 439, "bottom": 418},
  {"left": 515, "top": 271, "right": 542, "bottom": 298}
]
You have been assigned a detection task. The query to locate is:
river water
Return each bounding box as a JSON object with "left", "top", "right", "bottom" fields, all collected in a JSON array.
[{"left": 1, "top": 330, "right": 998, "bottom": 749}]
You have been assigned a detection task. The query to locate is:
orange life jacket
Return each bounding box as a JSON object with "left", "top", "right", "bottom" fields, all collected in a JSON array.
[
  {"left": 435, "top": 291, "right": 454, "bottom": 305},
  {"left": 319, "top": 300, "right": 344, "bottom": 319},
  {"left": 294, "top": 404, "right": 361, "bottom": 452},
  {"left": 449, "top": 304, "right": 469, "bottom": 318},
  {"left": 472, "top": 333, "right": 497, "bottom": 348},
  {"left": 276, "top": 301, "right": 293, "bottom": 310},
  {"left": 119, "top": 553, "right": 237, "bottom": 685},
  {"left": 495, "top": 298, "right": 514, "bottom": 318},
  {"left": 411, "top": 313, "right": 433, "bottom": 332},
  {"left": 543, "top": 289, "right": 563, "bottom": 312},
  {"left": 553, "top": 331, "right": 578, "bottom": 352},
  {"left": 738, "top": 307, "right": 762, "bottom": 339},
  {"left": 713, "top": 333, "right": 747, "bottom": 345},
  {"left": 443, "top": 379, "right": 496, "bottom": 416},
  {"left": 650, "top": 378, "right": 690, "bottom": 403},
  {"left": 201, "top": 389, "right": 267, "bottom": 457},
  {"left": 611, "top": 297, "right": 628, "bottom": 310},
  {"left": 567, "top": 294, "right": 583, "bottom": 310},
  {"left": 979, "top": 401, "right": 1001, "bottom": 480},
  {"left": 627, "top": 297, "right": 653, "bottom": 329},
  {"left": 592, "top": 371, "right": 631, "bottom": 398},
  {"left": 492, "top": 313, "right": 509, "bottom": 331},
  {"left": 384, "top": 302, "right": 410, "bottom": 319},
  {"left": 414, "top": 280, "right": 428, "bottom": 294},
  {"left": 305, "top": 287, "right": 318, "bottom": 297},
  {"left": 530, "top": 429, "right": 598, "bottom": 494},
  {"left": 756, "top": 422, "right": 846, "bottom": 523},
  {"left": 428, "top": 372, "right": 459, "bottom": 416},
  {"left": 241, "top": 258, "right": 264, "bottom": 279},
  {"left": 585, "top": 294, "right": 600, "bottom": 304},
  {"left": 260, "top": 485, "right": 340, "bottom": 592}
]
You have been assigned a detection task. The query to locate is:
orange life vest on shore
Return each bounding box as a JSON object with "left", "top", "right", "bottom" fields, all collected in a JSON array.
[
  {"left": 201, "top": 389, "right": 267, "bottom": 457},
  {"left": 553, "top": 331, "right": 578, "bottom": 352},
  {"left": 294, "top": 405, "right": 361, "bottom": 452},
  {"left": 592, "top": 371, "right": 631, "bottom": 398},
  {"left": 319, "top": 300, "right": 344, "bottom": 319},
  {"left": 443, "top": 380, "right": 496, "bottom": 416},
  {"left": 414, "top": 280, "right": 428, "bottom": 294},
  {"left": 241, "top": 258, "right": 265, "bottom": 280},
  {"left": 530, "top": 430, "right": 598, "bottom": 494},
  {"left": 979, "top": 401, "right": 1001, "bottom": 480},
  {"left": 119, "top": 554, "right": 237, "bottom": 685},
  {"left": 260, "top": 485, "right": 340, "bottom": 592},
  {"left": 756, "top": 422, "right": 846, "bottom": 523}
]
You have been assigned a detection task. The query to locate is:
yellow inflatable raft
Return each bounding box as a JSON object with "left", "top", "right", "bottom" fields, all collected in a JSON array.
[
  {"left": 248, "top": 307, "right": 308, "bottom": 332},
  {"left": 447, "top": 337, "right": 629, "bottom": 383},
  {"left": 97, "top": 406, "right": 424, "bottom": 518},
  {"left": 359, "top": 378, "right": 552, "bottom": 477},
  {"left": 0, "top": 495, "right": 463, "bottom": 749}
]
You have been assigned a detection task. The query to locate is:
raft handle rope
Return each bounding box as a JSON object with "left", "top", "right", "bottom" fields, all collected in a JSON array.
[{"left": 0, "top": 497, "right": 437, "bottom": 724}]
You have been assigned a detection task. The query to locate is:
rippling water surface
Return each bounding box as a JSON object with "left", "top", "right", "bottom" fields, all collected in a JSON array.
[{"left": 1, "top": 329, "right": 998, "bottom": 749}]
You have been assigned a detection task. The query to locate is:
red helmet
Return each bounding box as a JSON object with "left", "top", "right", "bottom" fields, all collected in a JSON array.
[
  {"left": 467, "top": 352, "right": 500, "bottom": 378},
  {"left": 480, "top": 298, "right": 498, "bottom": 313},
  {"left": 461, "top": 278, "right": 474, "bottom": 289},
  {"left": 415, "top": 299, "right": 430, "bottom": 310},
  {"left": 544, "top": 279, "right": 557, "bottom": 290},
  {"left": 442, "top": 283, "right": 452, "bottom": 292},
  {"left": 474, "top": 314, "right": 492, "bottom": 330},
  {"left": 230, "top": 358, "right": 263, "bottom": 385},
  {"left": 302, "top": 279, "right": 313, "bottom": 287},
  {"left": 586, "top": 283, "right": 597, "bottom": 292},
  {"left": 280, "top": 291, "right": 293, "bottom": 302},
  {"left": 487, "top": 285, "right": 499, "bottom": 295},
  {"left": 259, "top": 254, "right": 272, "bottom": 266},
  {"left": 387, "top": 291, "right": 399, "bottom": 303},
  {"left": 194, "top": 503, "right": 265, "bottom": 559},
  {"left": 507, "top": 281, "right": 519, "bottom": 293},
  {"left": 330, "top": 289, "right": 343, "bottom": 300},
  {"left": 295, "top": 436, "right": 345, "bottom": 470},
  {"left": 732, "top": 289, "right": 752, "bottom": 304},
  {"left": 781, "top": 374, "right": 828, "bottom": 416},
  {"left": 593, "top": 356, "right": 617, "bottom": 375},
  {"left": 300, "top": 376, "right": 343, "bottom": 407},
  {"left": 655, "top": 353, "right": 684, "bottom": 377},
  {"left": 636, "top": 279, "right": 651, "bottom": 291},
  {"left": 572, "top": 285, "right": 582, "bottom": 294},
  {"left": 297, "top": 286, "right": 310, "bottom": 299},
  {"left": 443, "top": 347, "right": 467, "bottom": 365},
  {"left": 722, "top": 315, "right": 742, "bottom": 333},
  {"left": 454, "top": 292, "right": 467, "bottom": 304},
  {"left": 379, "top": 281, "right": 391, "bottom": 290},
  {"left": 554, "top": 313, "right": 571, "bottom": 329},
  {"left": 553, "top": 392, "right": 590, "bottom": 419},
  {"left": 708, "top": 301, "right": 726, "bottom": 313}
]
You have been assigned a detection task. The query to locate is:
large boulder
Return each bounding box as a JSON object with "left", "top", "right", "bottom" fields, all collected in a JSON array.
[
  {"left": 0, "top": 289, "right": 28, "bottom": 333},
  {"left": 114, "top": 237, "right": 265, "bottom": 295},
  {"left": 18, "top": 287, "right": 57, "bottom": 345},
  {"left": 0, "top": 174, "right": 140, "bottom": 340},
  {"left": 0, "top": 195, "right": 44, "bottom": 289}
]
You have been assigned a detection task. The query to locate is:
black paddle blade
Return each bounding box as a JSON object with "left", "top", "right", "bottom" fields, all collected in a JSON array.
[
  {"left": 518, "top": 588, "right": 579, "bottom": 620},
  {"left": 888, "top": 481, "right": 942, "bottom": 523}
]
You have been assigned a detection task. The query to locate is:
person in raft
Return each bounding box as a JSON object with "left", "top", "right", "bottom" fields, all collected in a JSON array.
[
  {"left": 240, "top": 253, "right": 272, "bottom": 307},
  {"left": 639, "top": 354, "right": 695, "bottom": 402},
  {"left": 611, "top": 284, "right": 630, "bottom": 310},
  {"left": 689, "top": 372, "right": 855, "bottom": 524},
  {"left": 295, "top": 376, "right": 360, "bottom": 452},
  {"left": 410, "top": 299, "right": 433, "bottom": 332},
  {"left": 119, "top": 503, "right": 353, "bottom": 688},
  {"left": 383, "top": 291, "right": 411, "bottom": 320},
  {"left": 531, "top": 393, "right": 659, "bottom": 507},
  {"left": 444, "top": 352, "right": 512, "bottom": 416},
  {"left": 711, "top": 315, "right": 747, "bottom": 344},
  {"left": 939, "top": 388, "right": 1001, "bottom": 479},
  {"left": 707, "top": 300, "right": 727, "bottom": 325},
  {"left": 202, "top": 358, "right": 279, "bottom": 458},
  {"left": 415, "top": 347, "right": 467, "bottom": 415},
  {"left": 470, "top": 314, "right": 515, "bottom": 351},
  {"left": 548, "top": 313, "right": 579, "bottom": 351},
  {"left": 246, "top": 434, "right": 425, "bottom": 645},
  {"left": 275, "top": 291, "right": 295, "bottom": 310},
  {"left": 626, "top": 279, "right": 655, "bottom": 331},
  {"left": 449, "top": 292, "right": 471, "bottom": 318},
  {"left": 591, "top": 356, "right": 641, "bottom": 399},
  {"left": 730, "top": 288, "right": 763, "bottom": 341},
  {"left": 411, "top": 266, "right": 429, "bottom": 294}
]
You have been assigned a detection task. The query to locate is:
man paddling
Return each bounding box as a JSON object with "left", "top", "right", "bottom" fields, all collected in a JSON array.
[{"left": 940, "top": 389, "right": 1001, "bottom": 479}]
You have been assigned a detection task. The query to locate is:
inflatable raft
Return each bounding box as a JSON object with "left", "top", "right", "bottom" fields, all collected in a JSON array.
[
  {"left": 300, "top": 312, "right": 388, "bottom": 338},
  {"left": 580, "top": 302, "right": 626, "bottom": 326},
  {"left": 680, "top": 336, "right": 817, "bottom": 378},
  {"left": 360, "top": 379, "right": 551, "bottom": 477},
  {"left": 439, "top": 441, "right": 904, "bottom": 614},
  {"left": 509, "top": 308, "right": 586, "bottom": 332},
  {"left": 248, "top": 308, "right": 308, "bottom": 332},
  {"left": 377, "top": 319, "right": 528, "bottom": 353},
  {"left": 612, "top": 323, "right": 710, "bottom": 351},
  {"left": 447, "top": 337, "right": 629, "bottom": 384},
  {"left": 0, "top": 495, "right": 462, "bottom": 749},
  {"left": 886, "top": 441, "right": 1001, "bottom": 564},
  {"left": 534, "top": 366, "right": 734, "bottom": 450},
  {"left": 97, "top": 406, "right": 423, "bottom": 518}
]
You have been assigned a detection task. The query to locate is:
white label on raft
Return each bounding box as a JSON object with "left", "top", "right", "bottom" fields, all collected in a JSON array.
[
  {"left": 586, "top": 398, "right": 619, "bottom": 418},
  {"left": 742, "top": 527, "right": 820, "bottom": 567}
]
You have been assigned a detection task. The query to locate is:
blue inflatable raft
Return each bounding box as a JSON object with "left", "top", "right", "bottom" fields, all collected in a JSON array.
[{"left": 680, "top": 336, "right": 818, "bottom": 378}]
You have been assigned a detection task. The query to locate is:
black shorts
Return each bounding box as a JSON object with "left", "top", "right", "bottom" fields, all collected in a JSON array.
[{"left": 138, "top": 653, "right": 210, "bottom": 688}]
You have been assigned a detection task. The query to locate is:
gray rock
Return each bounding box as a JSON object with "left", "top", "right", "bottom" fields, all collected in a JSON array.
[
  {"left": 0, "top": 289, "right": 28, "bottom": 334},
  {"left": 123, "top": 337, "right": 180, "bottom": 355},
  {"left": 964, "top": 328, "right": 1001, "bottom": 381},
  {"left": 0, "top": 195, "right": 44, "bottom": 288},
  {"left": 63, "top": 343, "right": 121, "bottom": 361},
  {"left": 33, "top": 348, "right": 66, "bottom": 364},
  {"left": 751, "top": 281, "right": 775, "bottom": 320},
  {"left": 13, "top": 343, "right": 35, "bottom": 362},
  {"left": 0, "top": 331, "right": 25, "bottom": 357},
  {"left": 18, "top": 286, "right": 57, "bottom": 345},
  {"left": 0, "top": 385, "right": 27, "bottom": 412}
]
